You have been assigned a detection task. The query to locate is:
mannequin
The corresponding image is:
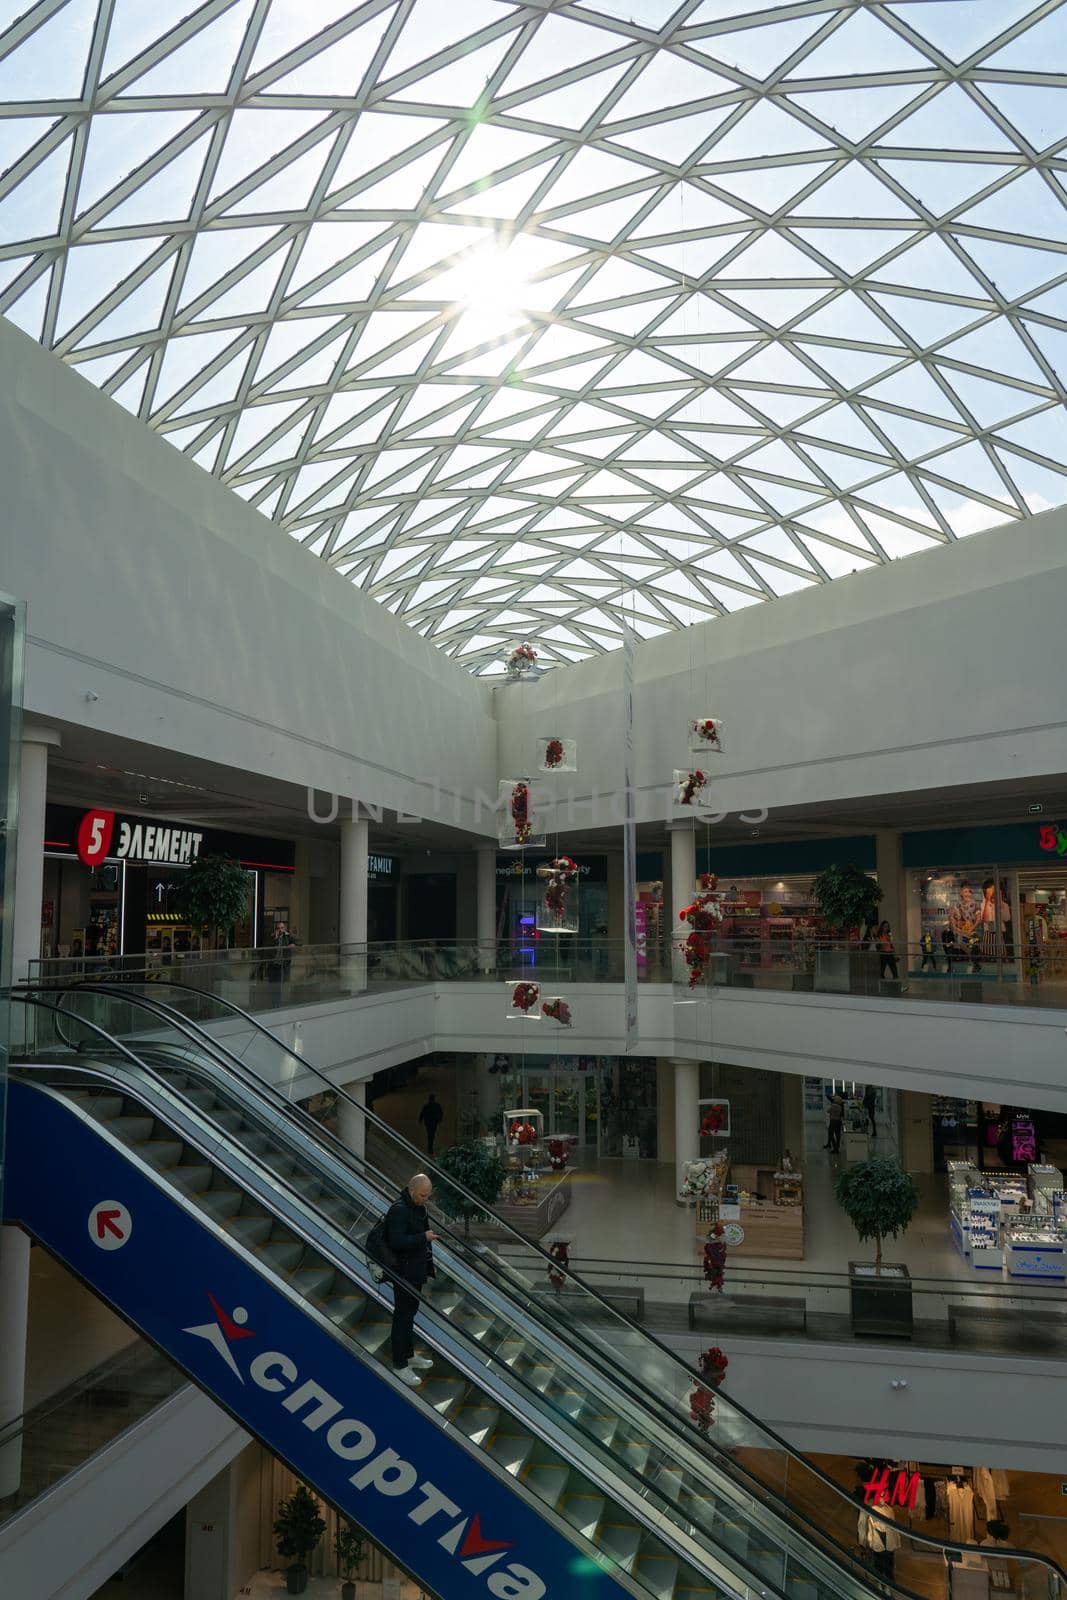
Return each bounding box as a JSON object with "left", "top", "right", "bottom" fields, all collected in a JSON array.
[{"left": 947, "top": 1473, "right": 975, "bottom": 1544}]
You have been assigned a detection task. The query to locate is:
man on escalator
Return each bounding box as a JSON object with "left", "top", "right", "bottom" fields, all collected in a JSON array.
[{"left": 385, "top": 1173, "right": 439, "bottom": 1389}]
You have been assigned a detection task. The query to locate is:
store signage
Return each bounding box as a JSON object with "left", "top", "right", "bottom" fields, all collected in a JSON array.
[
  {"left": 862, "top": 1468, "right": 920, "bottom": 1509},
  {"left": 368, "top": 854, "right": 394, "bottom": 876},
  {"left": 77, "top": 808, "right": 203, "bottom": 869},
  {"left": 1038, "top": 824, "right": 1067, "bottom": 856}
]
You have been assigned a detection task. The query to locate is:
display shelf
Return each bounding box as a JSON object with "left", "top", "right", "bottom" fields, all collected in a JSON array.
[{"left": 1005, "top": 1217, "right": 1067, "bottom": 1280}]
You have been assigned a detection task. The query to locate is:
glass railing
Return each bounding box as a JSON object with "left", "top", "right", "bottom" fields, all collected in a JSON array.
[
  {"left": 0, "top": 1342, "right": 184, "bottom": 1524},
  {"left": 26, "top": 934, "right": 1067, "bottom": 1012},
  {"left": 15, "top": 981, "right": 1066, "bottom": 1600}
]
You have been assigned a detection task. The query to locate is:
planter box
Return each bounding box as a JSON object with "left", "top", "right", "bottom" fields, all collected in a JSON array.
[
  {"left": 848, "top": 1262, "right": 912, "bottom": 1339},
  {"left": 815, "top": 950, "right": 877, "bottom": 995}
]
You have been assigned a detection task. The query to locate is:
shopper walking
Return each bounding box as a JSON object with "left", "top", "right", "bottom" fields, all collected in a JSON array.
[
  {"left": 825, "top": 1091, "right": 845, "bottom": 1154},
  {"left": 941, "top": 924, "right": 956, "bottom": 974},
  {"left": 417, "top": 1092, "right": 444, "bottom": 1155},
  {"left": 384, "top": 1174, "right": 438, "bottom": 1388},
  {"left": 920, "top": 931, "right": 936, "bottom": 971},
  {"left": 862, "top": 1084, "right": 878, "bottom": 1139},
  {"left": 875, "top": 921, "right": 900, "bottom": 981}
]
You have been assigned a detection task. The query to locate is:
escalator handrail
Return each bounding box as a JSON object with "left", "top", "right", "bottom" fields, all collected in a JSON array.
[
  {"left": 10, "top": 1010, "right": 757, "bottom": 1600},
  {"left": 22, "top": 981, "right": 1067, "bottom": 1595}
]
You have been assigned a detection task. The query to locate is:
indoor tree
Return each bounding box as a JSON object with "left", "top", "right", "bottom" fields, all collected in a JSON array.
[
  {"left": 811, "top": 862, "right": 882, "bottom": 935},
  {"left": 835, "top": 1157, "right": 919, "bottom": 1274},
  {"left": 273, "top": 1483, "right": 326, "bottom": 1596},
  {"left": 173, "top": 853, "right": 249, "bottom": 949},
  {"left": 434, "top": 1141, "right": 507, "bottom": 1238},
  {"left": 334, "top": 1516, "right": 368, "bottom": 1600}
]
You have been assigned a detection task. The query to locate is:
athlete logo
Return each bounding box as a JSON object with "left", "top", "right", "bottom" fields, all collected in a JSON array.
[{"left": 183, "top": 1293, "right": 256, "bottom": 1382}]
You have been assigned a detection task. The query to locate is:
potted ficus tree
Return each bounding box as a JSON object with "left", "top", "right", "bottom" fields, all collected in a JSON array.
[
  {"left": 273, "top": 1482, "right": 326, "bottom": 1595},
  {"left": 435, "top": 1140, "right": 507, "bottom": 1240},
  {"left": 811, "top": 862, "right": 882, "bottom": 994},
  {"left": 836, "top": 1157, "right": 919, "bottom": 1338},
  {"left": 173, "top": 853, "right": 249, "bottom": 952},
  {"left": 334, "top": 1515, "right": 367, "bottom": 1600}
]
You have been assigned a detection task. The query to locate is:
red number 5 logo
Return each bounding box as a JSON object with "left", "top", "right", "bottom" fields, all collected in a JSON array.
[{"left": 77, "top": 809, "right": 115, "bottom": 867}]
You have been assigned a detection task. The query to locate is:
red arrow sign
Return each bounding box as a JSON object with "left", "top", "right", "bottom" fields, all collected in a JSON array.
[{"left": 95, "top": 1209, "right": 125, "bottom": 1241}]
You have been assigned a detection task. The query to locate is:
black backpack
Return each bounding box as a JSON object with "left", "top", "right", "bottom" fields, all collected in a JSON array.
[{"left": 365, "top": 1216, "right": 398, "bottom": 1282}]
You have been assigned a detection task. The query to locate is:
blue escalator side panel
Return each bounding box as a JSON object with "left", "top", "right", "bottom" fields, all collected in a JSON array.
[{"left": 4, "top": 1082, "right": 627, "bottom": 1600}]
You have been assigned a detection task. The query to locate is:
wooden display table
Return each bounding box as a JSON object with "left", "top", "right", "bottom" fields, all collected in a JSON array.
[
  {"left": 472, "top": 1170, "right": 572, "bottom": 1240},
  {"left": 727, "top": 1200, "right": 805, "bottom": 1259}
]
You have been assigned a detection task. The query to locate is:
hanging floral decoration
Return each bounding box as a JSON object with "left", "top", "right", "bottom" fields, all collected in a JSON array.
[
  {"left": 510, "top": 781, "right": 534, "bottom": 846},
  {"left": 509, "top": 1120, "right": 537, "bottom": 1146},
  {"left": 700, "top": 1104, "right": 727, "bottom": 1137},
  {"left": 511, "top": 981, "right": 540, "bottom": 1014},
  {"left": 691, "top": 718, "right": 724, "bottom": 752},
  {"left": 689, "top": 1346, "right": 729, "bottom": 1434},
  {"left": 547, "top": 1137, "right": 570, "bottom": 1171},
  {"left": 506, "top": 641, "right": 538, "bottom": 677},
  {"left": 547, "top": 1239, "right": 569, "bottom": 1291},
  {"left": 543, "top": 737, "right": 566, "bottom": 769},
  {"left": 677, "top": 769, "right": 707, "bottom": 807},
  {"left": 542, "top": 997, "right": 573, "bottom": 1027},
  {"left": 538, "top": 855, "right": 578, "bottom": 927},
  {"left": 679, "top": 875, "right": 722, "bottom": 988},
  {"left": 702, "top": 1222, "right": 728, "bottom": 1294}
]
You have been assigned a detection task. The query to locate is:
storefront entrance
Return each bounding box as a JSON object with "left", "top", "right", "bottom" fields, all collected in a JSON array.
[{"left": 493, "top": 1055, "right": 658, "bottom": 1158}]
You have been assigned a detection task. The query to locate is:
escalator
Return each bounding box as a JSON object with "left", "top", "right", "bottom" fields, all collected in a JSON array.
[{"left": 7, "top": 984, "right": 1063, "bottom": 1600}]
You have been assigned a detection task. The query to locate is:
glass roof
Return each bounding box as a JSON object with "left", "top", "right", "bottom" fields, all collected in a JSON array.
[{"left": 2, "top": 0, "right": 1067, "bottom": 672}]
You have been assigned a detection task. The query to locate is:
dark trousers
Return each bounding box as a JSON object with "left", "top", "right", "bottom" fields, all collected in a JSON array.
[
  {"left": 391, "top": 1281, "right": 420, "bottom": 1367},
  {"left": 879, "top": 954, "right": 899, "bottom": 980},
  {"left": 828, "top": 1121, "right": 842, "bottom": 1153},
  {"left": 425, "top": 1125, "right": 439, "bottom": 1155}
]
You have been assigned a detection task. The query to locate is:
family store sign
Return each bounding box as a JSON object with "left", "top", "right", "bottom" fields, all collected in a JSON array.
[
  {"left": 77, "top": 808, "right": 204, "bottom": 868},
  {"left": 1038, "top": 825, "right": 1067, "bottom": 857}
]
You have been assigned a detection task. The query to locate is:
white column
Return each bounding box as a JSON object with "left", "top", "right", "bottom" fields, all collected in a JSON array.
[
  {"left": 13, "top": 727, "right": 60, "bottom": 982},
  {"left": 476, "top": 844, "right": 496, "bottom": 971},
  {"left": 184, "top": 1462, "right": 237, "bottom": 1600},
  {"left": 337, "top": 1080, "right": 366, "bottom": 1162},
  {"left": 669, "top": 820, "right": 696, "bottom": 982},
  {"left": 0, "top": 1227, "right": 31, "bottom": 1497},
  {"left": 875, "top": 829, "right": 905, "bottom": 948},
  {"left": 340, "top": 814, "right": 369, "bottom": 992},
  {"left": 671, "top": 1057, "right": 700, "bottom": 1198}
]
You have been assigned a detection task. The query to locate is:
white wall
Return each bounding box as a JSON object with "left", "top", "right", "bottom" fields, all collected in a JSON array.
[
  {"left": 671, "top": 1333, "right": 1067, "bottom": 1473},
  {"left": 0, "top": 318, "right": 496, "bottom": 832},
  {"left": 184, "top": 982, "right": 1067, "bottom": 1114},
  {"left": 0, "top": 1386, "right": 245, "bottom": 1600},
  {"left": 497, "top": 504, "right": 1067, "bottom": 828}
]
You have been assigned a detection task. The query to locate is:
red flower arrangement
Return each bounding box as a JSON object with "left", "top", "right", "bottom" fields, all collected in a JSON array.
[
  {"left": 544, "top": 737, "right": 565, "bottom": 769},
  {"left": 511, "top": 981, "right": 540, "bottom": 1014},
  {"left": 506, "top": 641, "right": 538, "bottom": 676},
  {"left": 542, "top": 998, "right": 573, "bottom": 1027},
  {"left": 547, "top": 1137, "right": 570, "bottom": 1171},
  {"left": 538, "top": 855, "right": 578, "bottom": 927},
  {"left": 548, "top": 1239, "right": 569, "bottom": 1291},
  {"left": 511, "top": 781, "right": 533, "bottom": 845},
  {"left": 689, "top": 1345, "right": 729, "bottom": 1433},
  {"left": 679, "top": 876, "right": 722, "bottom": 987},
  {"left": 691, "top": 718, "right": 723, "bottom": 751},
  {"left": 702, "top": 1222, "right": 728, "bottom": 1294},
  {"left": 677, "top": 769, "right": 706, "bottom": 806},
  {"left": 509, "top": 1120, "right": 537, "bottom": 1146},
  {"left": 700, "top": 1104, "right": 727, "bottom": 1137}
]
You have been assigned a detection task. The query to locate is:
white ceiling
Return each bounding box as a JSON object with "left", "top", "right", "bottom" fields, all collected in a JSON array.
[{"left": 2, "top": 0, "right": 1067, "bottom": 671}]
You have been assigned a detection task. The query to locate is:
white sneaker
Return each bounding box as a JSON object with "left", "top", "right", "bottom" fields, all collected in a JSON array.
[
  {"left": 395, "top": 1365, "right": 422, "bottom": 1388},
  {"left": 408, "top": 1355, "right": 433, "bottom": 1371}
]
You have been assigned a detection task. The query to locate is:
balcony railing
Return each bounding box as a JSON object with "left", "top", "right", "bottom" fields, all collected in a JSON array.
[{"left": 25, "top": 934, "right": 1067, "bottom": 1013}]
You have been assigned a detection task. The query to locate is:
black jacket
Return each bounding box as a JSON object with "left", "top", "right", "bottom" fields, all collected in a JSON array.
[{"left": 383, "top": 1187, "right": 434, "bottom": 1287}]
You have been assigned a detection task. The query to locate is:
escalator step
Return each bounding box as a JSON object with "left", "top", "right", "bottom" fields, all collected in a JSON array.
[
  {"left": 109, "top": 1116, "right": 156, "bottom": 1143},
  {"left": 212, "top": 1108, "right": 244, "bottom": 1135},
  {"left": 561, "top": 1494, "right": 605, "bottom": 1541},
  {"left": 523, "top": 1463, "right": 568, "bottom": 1508},
  {"left": 225, "top": 1215, "right": 273, "bottom": 1248},
  {"left": 73, "top": 1094, "right": 126, "bottom": 1121},
  {"left": 288, "top": 1265, "right": 336, "bottom": 1300},
  {"left": 453, "top": 1406, "right": 500, "bottom": 1446},
  {"left": 614, "top": 1439, "right": 651, "bottom": 1475},
  {"left": 258, "top": 1240, "right": 305, "bottom": 1273},
  {"left": 138, "top": 1141, "right": 184, "bottom": 1171},
  {"left": 581, "top": 1413, "right": 619, "bottom": 1446},
  {"left": 182, "top": 1087, "right": 216, "bottom": 1111},
  {"left": 289, "top": 1176, "right": 326, "bottom": 1202},
  {"left": 347, "top": 1320, "right": 390, "bottom": 1357},
  {"left": 597, "top": 1523, "right": 642, "bottom": 1571},
  {"left": 417, "top": 1378, "right": 465, "bottom": 1417},
  {"left": 633, "top": 1555, "right": 679, "bottom": 1599},
  {"left": 199, "top": 1189, "right": 244, "bottom": 1221},
  {"left": 488, "top": 1434, "right": 534, "bottom": 1477},
  {"left": 169, "top": 1165, "right": 213, "bottom": 1195}
]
